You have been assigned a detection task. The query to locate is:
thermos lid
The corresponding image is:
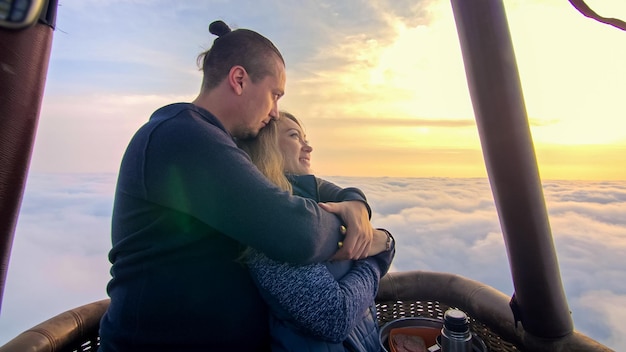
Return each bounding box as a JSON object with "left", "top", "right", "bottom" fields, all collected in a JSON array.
[{"left": 444, "top": 309, "right": 470, "bottom": 333}]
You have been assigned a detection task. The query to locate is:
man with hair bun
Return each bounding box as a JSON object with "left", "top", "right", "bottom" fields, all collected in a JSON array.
[{"left": 98, "top": 20, "right": 375, "bottom": 351}]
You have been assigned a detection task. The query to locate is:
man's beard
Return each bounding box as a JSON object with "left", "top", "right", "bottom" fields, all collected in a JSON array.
[
  {"left": 238, "top": 129, "right": 259, "bottom": 140},
  {"left": 233, "top": 125, "right": 261, "bottom": 141}
]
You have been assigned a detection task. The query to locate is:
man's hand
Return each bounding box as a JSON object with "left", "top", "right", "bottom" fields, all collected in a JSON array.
[
  {"left": 318, "top": 201, "right": 373, "bottom": 260},
  {"left": 368, "top": 229, "right": 390, "bottom": 256}
]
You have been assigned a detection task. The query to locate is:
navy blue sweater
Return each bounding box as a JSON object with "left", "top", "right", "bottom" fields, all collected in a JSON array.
[{"left": 98, "top": 104, "right": 369, "bottom": 352}]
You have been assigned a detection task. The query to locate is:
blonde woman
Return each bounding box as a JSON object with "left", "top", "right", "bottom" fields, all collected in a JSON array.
[{"left": 238, "top": 112, "right": 395, "bottom": 352}]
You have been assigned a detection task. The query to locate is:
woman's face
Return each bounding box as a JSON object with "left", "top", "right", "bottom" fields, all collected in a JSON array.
[{"left": 278, "top": 117, "right": 312, "bottom": 175}]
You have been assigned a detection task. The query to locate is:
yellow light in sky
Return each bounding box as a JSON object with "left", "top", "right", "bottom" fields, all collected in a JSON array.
[
  {"left": 285, "top": 0, "right": 626, "bottom": 180},
  {"left": 507, "top": 1, "right": 626, "bottom": 147}
]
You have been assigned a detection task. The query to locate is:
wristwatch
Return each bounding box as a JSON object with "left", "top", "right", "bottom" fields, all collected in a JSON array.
[{"left": 377, "top": 228, "right": 394, "bottom": 251}]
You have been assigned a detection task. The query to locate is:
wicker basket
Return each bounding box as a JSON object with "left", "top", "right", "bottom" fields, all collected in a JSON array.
[{"left": 376, "top": 299, "right": 519, "bottom": 352}]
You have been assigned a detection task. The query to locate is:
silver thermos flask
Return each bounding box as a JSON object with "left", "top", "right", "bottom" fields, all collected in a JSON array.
[{"left": 439, "top": 309, "right": 473, "bottom": 352}]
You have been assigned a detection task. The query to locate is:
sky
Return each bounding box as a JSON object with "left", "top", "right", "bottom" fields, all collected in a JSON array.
[
  {"left": 29, "top": 0, "right": 626, "bottom": 180},
  {"left": 0, "top": 174, "right": 624, "bottom": 351},
  {"left": 1, "top": 0, "right": 626, "bottom": 350}
]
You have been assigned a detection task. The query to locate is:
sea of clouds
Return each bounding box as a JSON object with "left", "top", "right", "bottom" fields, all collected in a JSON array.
[{"left": 0, "top": 173, "right": 624, "bottom": 350}]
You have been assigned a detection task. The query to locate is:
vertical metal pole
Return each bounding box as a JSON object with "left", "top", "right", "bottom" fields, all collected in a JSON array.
[
  {"left": 450, "top": 0, "right": 573, "bottom": 338},
  {"left": 0, "top": 1, "right": 57, "bottom": 311}
]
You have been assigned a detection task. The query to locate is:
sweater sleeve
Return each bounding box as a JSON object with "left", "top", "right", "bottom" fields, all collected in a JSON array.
[
  {"left": 316, "top": 178, "right": 372, "bottom": 218},
  {"left": 133, "top": 106, "right": 343, "bottom": 264},
  {"left": 246, "top": 250, "right": 381, "bottom": 343}
]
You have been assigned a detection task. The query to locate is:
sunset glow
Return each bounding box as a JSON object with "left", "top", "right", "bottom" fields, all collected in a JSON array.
[
  {"left": 31, "top": 0, "right": 626, "bottom": 180},
  {"left": 281, "top": 1, "right": 626, "bottom": 180}
]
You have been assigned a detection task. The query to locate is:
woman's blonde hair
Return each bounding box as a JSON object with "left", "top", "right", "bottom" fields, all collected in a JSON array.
[
  {"left": 237, "top": 118, "right": 292, "bottom": 193},
  {"left": 236, "top": 114, "right": 294, "bottom": 261}
]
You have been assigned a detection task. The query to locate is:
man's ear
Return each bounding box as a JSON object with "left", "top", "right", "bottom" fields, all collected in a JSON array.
[{"left": 228, "top": 66, "right": 246, "bottom": 95}]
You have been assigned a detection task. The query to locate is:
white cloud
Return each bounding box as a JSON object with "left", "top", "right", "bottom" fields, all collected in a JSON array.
[
  {"left": 328, "top": 175, "right": 626, "bottom": 350},
  {"left": 0, "top": 174, "right": 114, "bottom": 341},
  {"left": 574, "top": 290, "right": 626, "bottom": 348},
  {"left": 2, "top": 175, "right": 623, "bottom": 351}
]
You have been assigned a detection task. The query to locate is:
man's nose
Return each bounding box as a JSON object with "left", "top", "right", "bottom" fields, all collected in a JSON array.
[{"left": 270, "top": 102, "right": 279, "bottom": 121}]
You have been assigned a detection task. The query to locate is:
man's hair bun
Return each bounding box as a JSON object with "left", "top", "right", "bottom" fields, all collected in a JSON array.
[{"left": 209, "top": 20, "right": 232, "bottom": 37}]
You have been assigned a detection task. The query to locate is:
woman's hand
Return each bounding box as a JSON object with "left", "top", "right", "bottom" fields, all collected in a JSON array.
[{"left": 318, "top": 201, "right": 373, "bottom": 260}]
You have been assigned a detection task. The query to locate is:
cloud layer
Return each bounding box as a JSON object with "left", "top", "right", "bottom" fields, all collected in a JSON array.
[{"left": 0, "top": 174, "right": 624, "bottom": 350}]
